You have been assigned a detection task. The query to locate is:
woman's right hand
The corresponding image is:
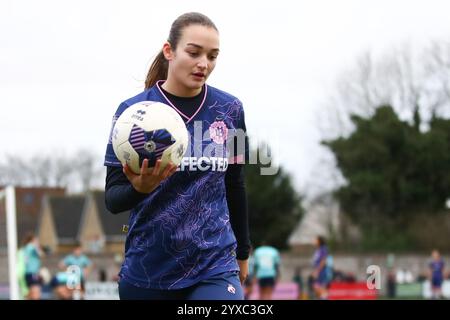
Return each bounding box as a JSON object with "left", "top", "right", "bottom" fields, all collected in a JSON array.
[{"left": 123, "top": 158, "right": 178, "bottom": 194}]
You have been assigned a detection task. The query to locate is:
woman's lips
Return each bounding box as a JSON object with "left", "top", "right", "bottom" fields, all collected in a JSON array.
[{"left": 192, "top": 73, "right": 205, "bottom": 80}]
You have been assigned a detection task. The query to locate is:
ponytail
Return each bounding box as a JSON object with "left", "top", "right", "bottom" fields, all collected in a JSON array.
[{"left": 145, "top": 50, "right": 168, "bottom": 89}]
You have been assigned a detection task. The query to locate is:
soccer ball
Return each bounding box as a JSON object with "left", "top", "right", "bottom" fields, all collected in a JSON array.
[{"left": 111, "top": 101, "right": 189, "bottom": 174}]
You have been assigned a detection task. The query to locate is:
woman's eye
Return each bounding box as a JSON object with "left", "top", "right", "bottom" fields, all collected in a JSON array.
[
  {"left": 209, "top": 55, "right": 218, "bottom": 61},
  {"left": 188, "top": 52, "right": 199, "bottom": 57}
]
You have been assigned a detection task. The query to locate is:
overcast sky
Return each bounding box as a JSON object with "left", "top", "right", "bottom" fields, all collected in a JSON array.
[{"left": 1, "top": 0, "right": 449, "bottom": 194}]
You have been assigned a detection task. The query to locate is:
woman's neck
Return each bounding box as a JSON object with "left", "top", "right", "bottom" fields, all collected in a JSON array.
[{"left": 161, "top": 78, "right": 202, "bottom": 98}]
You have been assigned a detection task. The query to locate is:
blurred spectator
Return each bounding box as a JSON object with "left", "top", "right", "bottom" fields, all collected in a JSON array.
[
  {"left": 345, "top": 272, "right": 356, "bottom": 282},
  {"left": 404, "top": 270, "right": 414, "bottom": 283},
  {"left": 325, "top": 255, "right": 334, "bottom": 287},
  {"left": 396, "top": 269, "right": 406, "bottom": 284},
  {"left": 332, "top": 270, "right": 356, "bottom": 283},
  {"left": 386, "top": 269, "right": 396, "bottom": 299},
  {"left": 307, "top": 274, "right": 315, "bottom": 299},
  {"left": 99, "top": 268, "right": 108, "bottom": 282},
  {"left": 416, "top": 272, "right": 427, "bottom": 283},
  {"left": 293, "top": 267, "right": 304, "bottom": 300}
]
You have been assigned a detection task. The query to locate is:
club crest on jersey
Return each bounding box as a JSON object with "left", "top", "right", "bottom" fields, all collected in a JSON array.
[
  {"left": 227, "top": 284, "right": 236, "bottom": 294},
  {"left": 209, "top": 120, "right": 228, "bottom": 145}
]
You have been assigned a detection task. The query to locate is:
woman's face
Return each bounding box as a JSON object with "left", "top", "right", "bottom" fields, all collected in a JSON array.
[
  {"left": 314, "top": 237, "right": 320, "bottom": 247},
  {"left": 164, "top": 25, "right": 220, "bottom": 95},
  {"left": 432, "top": 250, "right": 439, "bottom": 260}
]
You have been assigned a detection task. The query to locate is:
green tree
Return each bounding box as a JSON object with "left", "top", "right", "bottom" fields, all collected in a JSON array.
[
  {"left": 245, "top": 146, "right": 304, "bottom": 250},
  {"left": 318, "top": 42, "right": 450, "bottom": 251},
  {"left": 324, "top": 106, "right": 450, "bottom": 251}
]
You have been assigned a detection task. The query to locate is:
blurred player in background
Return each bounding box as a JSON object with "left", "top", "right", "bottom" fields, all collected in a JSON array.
[
  {"left": 49, "top": 271, "right": 73, "bottom": 300},
  {"left": 293, "top": 266, "right": 305, "bottom": 300},
  {"left": 22, "top": 234, "right": 43, "bottom": 300},
  {"left": 253, "top": 243, "right": 281, "bottom": 300},
  {"left": 59, "top": 244, "right": 92, "bottom": 299},
  {"left": 312, "top": 235, "right": 329, "bottom": 300},
  {"left": 428, "top": 249, "right": 445, "bottom": 299}
]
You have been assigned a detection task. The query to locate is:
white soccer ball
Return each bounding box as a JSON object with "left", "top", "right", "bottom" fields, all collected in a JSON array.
[{"left": 111, "top": 101, "right": 189, "bottom": 174}]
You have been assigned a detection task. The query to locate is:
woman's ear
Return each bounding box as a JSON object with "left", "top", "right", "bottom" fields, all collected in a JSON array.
[{"left": 162, "top": 42, "right": 174, "bottom": 61}]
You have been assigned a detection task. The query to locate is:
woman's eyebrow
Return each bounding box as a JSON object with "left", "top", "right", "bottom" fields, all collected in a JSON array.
[{"left": 186, "top": 43, "right": 220, "bottom": 52}]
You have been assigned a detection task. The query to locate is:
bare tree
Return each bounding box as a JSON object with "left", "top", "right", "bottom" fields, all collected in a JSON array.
[
  {"left": 311, "top": 40, "right": 450, "bottom": 201},
  {"left": 3, "top": 154, "right": 32, "bottom": 186},
  {"left": 319, "top": 40, "right": 450, "bottom": 140},
  {"left": 30, "top": 155, "right": 52, "bottom": 186},
  {"left": 0, "top": 149, "right": 104, "bottom": 192},
  {"left": 50, "top": 154, "right": 75, "bottom": 187},
  {"left": 72, "top": 148, "right": 104, "bottom": 192},
  {"left": 302, "top": 148, "right": 347, "bottom": 204},
  {"left": 423, "top": 41, "right": 450, "bottom": 119}
]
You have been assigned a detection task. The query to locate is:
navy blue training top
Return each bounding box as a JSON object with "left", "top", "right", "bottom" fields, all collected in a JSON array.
[{"left": 104, "top": 81, "right": 250, "bottom": 289}]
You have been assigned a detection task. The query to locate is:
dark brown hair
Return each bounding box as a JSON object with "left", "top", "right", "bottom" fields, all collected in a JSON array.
[
  {"left": 21, "top": 232, "right": 35, "bottom": 246},
  {"left": 144, "top": 12, "right": 218, "bottom": 89},
  {"left": 317, "top": 235, "right": 326, "bottom": 246}
]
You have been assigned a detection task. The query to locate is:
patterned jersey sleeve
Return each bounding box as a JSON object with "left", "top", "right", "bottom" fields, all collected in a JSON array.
[
  {"left": 229, "top": 101, "right": 249, "bottom": 164},
  {"left": 104, "top": 102, "right": 128, "bottom": 167}
]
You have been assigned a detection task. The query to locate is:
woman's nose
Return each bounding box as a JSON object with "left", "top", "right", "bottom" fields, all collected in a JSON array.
[{"left": 197, "top": 57, "right": 208, "bottom": 69}]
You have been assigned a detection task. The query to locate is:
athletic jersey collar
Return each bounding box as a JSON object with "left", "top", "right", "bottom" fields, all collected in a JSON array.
[{"left": 156, "top": 80, "right": 208, "bottom": 124}]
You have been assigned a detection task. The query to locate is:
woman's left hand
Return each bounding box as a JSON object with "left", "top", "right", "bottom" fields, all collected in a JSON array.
[{"left": 237, "top": 259, "right": 249, "bottom": 284}]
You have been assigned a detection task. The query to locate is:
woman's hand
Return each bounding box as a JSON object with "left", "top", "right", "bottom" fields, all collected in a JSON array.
[
  {"left": 123, "top": 159, "right": 178, "bottom": 194},
  {"left": 237, "top": 259, "right": 249, "bottom": 284}
]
